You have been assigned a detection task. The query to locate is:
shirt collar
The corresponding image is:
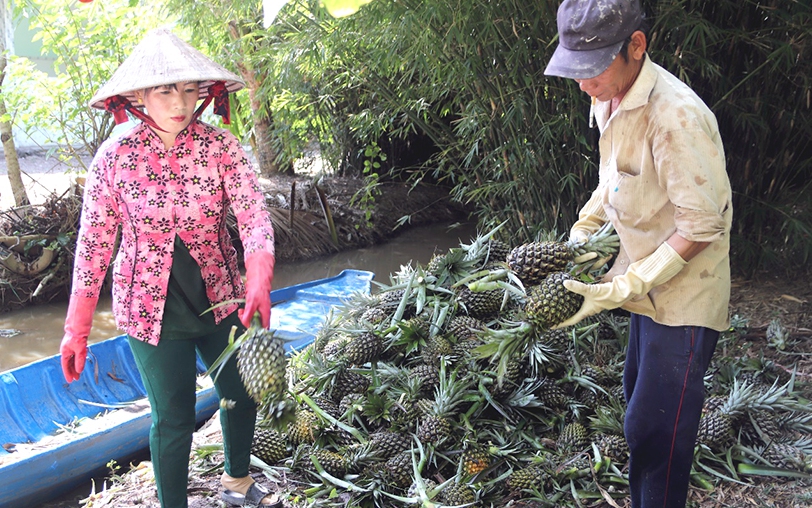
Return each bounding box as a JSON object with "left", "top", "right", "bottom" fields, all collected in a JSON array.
[
  {"left": 594, "top": 54, "right": 657, "bottom": 128},
  {"left": 619, "top": 54, "right": 657, "bottom": 112}
]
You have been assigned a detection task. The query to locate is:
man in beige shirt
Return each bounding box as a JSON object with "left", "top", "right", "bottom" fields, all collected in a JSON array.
[{"left": 545, "top": 1, "right": 732, "bottom": 507}]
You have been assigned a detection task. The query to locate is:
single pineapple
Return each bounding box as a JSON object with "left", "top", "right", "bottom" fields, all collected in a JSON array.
[
  {"left": 524, "top": 272, "right": 584, "bottom": 330},
  {"left": 287, "top": 409, "right": 320, "bottom": 445},
  {"left": 417, "top": 368, "right": 466, "bottom": 446},
  {"left": 360, "top": 305, "right": 389, "bottom": 325},
  {"left": 535, "top": 376, "right": 571, "bottom": 409},
  {"left": 407, "top": 478, "right": 438, "bottom": 499},
  {"left": 505, "top": 464, "right": 548, "bottom": 492},
  {"left": 236, "top": 315, "right": 288, "bottom": 405},
  {"left": 760, "top": 442, "right": 808, "bottom": 471},
  {"left": 696, "top": 380, "right": 765, "bottom": 450},
  {"left": 507, "top": 223, "right": 618, "bottom": 285},
  {"left": 485, "top": 238, "right": 511, "bottom": 265},
  {"left": 594, "top": 433, "right": 629, "bottom": 462},
  {"left": 410, "top": 363, "right": 440, "bottom": 394},
  {"left": 507, "top": 241, "right": 570, "bottom": 285},
  {"left": 446, "top": 315, "right": 485, "bottom": 341},
  {"left": 311, "top": 449, "right": 347, "bottom": 476},
  {"left": 341, "top": 331, "right": 384, "bottom": 366},
  {"left": 368, "top": 431, "right": 412, "bottom": 458},
  {"left": 441, "top": 483, "right": 476, "bottom": 505},
  {"left": 251, "top": 426, "right": 288, "bottom": 464},
  {"left": 234, "top": 314, "right": 296, "bottom": 424},
  {"left": 557, "top": 422, "right": 589, "bottom": 452},
  {"left": 384, "top": 450, "right": 415, "bottom": 488},
  {"left": 421, "top": 335, "right": 453, "bottom": 367},
  {"left": 455, "top": 285, "right": 504, "bottom": 319},
  {"left": 331, "top": 368, "right": 371, "bottom": 403},
  {"left": 461, "top": 447, "right": 491, "bottom": 476}
]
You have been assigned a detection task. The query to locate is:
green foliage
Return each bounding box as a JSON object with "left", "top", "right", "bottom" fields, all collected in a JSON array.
[
  {"left": 267, "top": 0, "right": 811, "bottom": 275},
  {"left": 7, "top": 0, "right": 809, "bottom": 274},
  {"left": 7, "top": 0, "right": 172, "bottom": 163}
]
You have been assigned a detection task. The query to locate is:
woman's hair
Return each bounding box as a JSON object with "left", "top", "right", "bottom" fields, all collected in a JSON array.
[{"left": 145, "top": 82, "right": 201, "bottom": 94}]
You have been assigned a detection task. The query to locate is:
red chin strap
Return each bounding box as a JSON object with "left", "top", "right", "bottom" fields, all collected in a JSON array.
[
  {"left": 103, "top": 95, "right": 167, "bottom": 132},
  {"left": 193, "top": 81, "right": 232, "bottom": 124}
]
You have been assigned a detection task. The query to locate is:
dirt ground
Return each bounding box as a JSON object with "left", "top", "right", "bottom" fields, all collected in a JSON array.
[{"left": 5, "top": 147, "right": 811, "bottom": 507}]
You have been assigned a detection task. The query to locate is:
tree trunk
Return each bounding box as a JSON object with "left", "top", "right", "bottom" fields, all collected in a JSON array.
[
  {"left": 227, "top": 21, "right": 286, "bottom": 178},
  {"left": 0, "top": 2, "right": 29, "bottom": 208}
]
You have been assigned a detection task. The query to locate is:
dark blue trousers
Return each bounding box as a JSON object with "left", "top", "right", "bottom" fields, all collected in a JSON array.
[{"left": 623, "top": 314, "right": 719, "bottom": 508}]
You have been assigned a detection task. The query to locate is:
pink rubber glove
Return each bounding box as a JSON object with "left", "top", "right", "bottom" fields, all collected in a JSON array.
[
  {"left": 239, "top": 251, "right": 275, "bottom": 329},
  {"left": 60, "top": 295, "right": 98, "bottom": 383}
]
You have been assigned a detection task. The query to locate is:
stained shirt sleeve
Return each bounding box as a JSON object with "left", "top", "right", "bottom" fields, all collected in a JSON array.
[
  {"left": 652, "top": 120, "right": 730, "bottom": 244},
  {"left": 71, "top": 149, "right": 122, "bottom": 298},
  {"left": 219, "top": 131, "right": 275, "bottom": 257}
]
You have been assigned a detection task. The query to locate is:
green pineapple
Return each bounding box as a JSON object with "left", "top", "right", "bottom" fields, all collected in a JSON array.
[
  {"left": 446, "top": 315, "right": 485, "bottom": 341},
  {"left": 311, "top": 449, "right": 347, "bottom": 476},
  {"left": 441, "top": 483, "right": 476, "bottom": 505},
  {"left": 421, "top": 335, "right": 453, "bottom": 367},
  {"left": 410, "top": 363, "right": 440, "bottom": 394},
  {"left": 525, "top": 272, "right": 584, "bottom": 329},
  {"left": 368, "top": 431, "right": 412, "bottom": 458},
  {"left": 407, "top": 478, "right": 438, "bottom": 499},
  {"left": 342, "top": 331, "right": 384, "bottom": 366},
  {"left": 384, "top": 450, "right": 415, "bottom": 488},
  {"left": 485, "top": 239, "right": 511, "bottom": 265},
  {"left": 331, "top": 368, "right": 370, "bottom": 402},
  {"left": 595, "top": 433, "right": 629, "bottom": 463},
  {"left": 536, "top": 376, "right": 571, "bottom": 409},
  {"left": 455, "top": 285, "right": 504, "bottom": 319},
  {"left": 233, "top": 314, "right": 296, "bottom": 423},
  {"left": 507, "top": 223, "right": 619, "bottom": 285},
  {"left": 417, "top": 368, "right": 466, "bottom": 446},
  {"left": 697, "top": 380, "right": 766, "bottom": 450},
  {"left": 505, "top": 464, "right": 548, "bottom": 492},
  {"left": 360, "top": 305, "right": 389, "bottom": 325},
  {"left": 235, "top": 315, "right": 287, "bottom": 404},
  {"left": 760, "top": 442, "right": 808, "bottom": 471},
  {"left": 321, "top": 334, "right": 350, "bottom": 360},
  {"left": 557, "top": 422, "right": 589, "bottom": 452},
  {"left": 507, "top": 241, "right": 570, "bottom": 285},
  {"left": 251, "top": 426, "right": 288, "bottom": 464}
]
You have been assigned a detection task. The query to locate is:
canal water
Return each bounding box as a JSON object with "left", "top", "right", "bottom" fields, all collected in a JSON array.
[{"left": 0, "top": 220, "right": 478, "bottom": 372}]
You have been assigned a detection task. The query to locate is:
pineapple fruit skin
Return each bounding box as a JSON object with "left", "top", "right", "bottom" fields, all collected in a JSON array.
[{"left": 525, "top": 272, "right": 584, "bottom": 329}]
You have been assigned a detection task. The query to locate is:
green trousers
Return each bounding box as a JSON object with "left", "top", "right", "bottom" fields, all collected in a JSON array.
[{"left": 127, "top": 237, "right": 257, "bottom": 508}]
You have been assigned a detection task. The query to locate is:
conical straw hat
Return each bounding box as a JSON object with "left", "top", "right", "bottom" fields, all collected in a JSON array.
[{"left": 89, "top": 28, "right": 244, "bottom": 110}]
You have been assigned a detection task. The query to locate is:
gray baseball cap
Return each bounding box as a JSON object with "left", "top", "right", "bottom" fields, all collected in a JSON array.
[{"left": 544, "top": 0, "right": 643, "bottom": 79}]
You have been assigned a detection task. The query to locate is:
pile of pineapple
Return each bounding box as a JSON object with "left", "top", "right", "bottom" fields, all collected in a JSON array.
[{"left": 239, "top": 226, "right": 812, "bottom": 506}]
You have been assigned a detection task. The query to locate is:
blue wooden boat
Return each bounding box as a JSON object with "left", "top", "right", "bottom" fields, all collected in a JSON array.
[{"left": 0, "top": 269, "right": 373, "bottom": 508}]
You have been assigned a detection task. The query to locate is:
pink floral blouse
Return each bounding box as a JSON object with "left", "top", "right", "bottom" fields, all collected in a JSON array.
[{"left": 71, "top": 121, "right": 275, "bottom": 344}]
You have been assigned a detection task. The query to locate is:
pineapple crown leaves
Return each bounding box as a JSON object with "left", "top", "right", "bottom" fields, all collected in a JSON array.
[
  {"left": 428, "top": 362, "right": 472, "bottom": 419},
  {"left": 460, "top": 220, "right": 508, "bottom": 262},
  {"left": 724, "top": 378, "right": 803, "bottom": 416},
  {"left": 299, "top": 392, "right": 366, "bottom": 444},
  {"left": 587, "top": 398, "right": 627, "bottom": 435},
  {"left": 474, "top": 319, "right": 537, "bottom": 380}
]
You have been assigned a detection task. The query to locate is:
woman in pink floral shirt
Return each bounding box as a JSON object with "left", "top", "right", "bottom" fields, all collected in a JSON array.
[{"left": 60, "top": 29, "right": 280, "bottom": 507}]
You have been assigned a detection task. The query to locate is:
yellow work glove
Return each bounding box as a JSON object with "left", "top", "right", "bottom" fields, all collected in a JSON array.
[
  {"left": 554, "top": 242, "right": 687, "bottom": 329},
  {"left": 569, "top": 192, "right": 608, "bottom": 245}
]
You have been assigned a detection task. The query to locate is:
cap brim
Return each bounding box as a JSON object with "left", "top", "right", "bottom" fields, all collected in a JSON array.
[{"left": 544, "top": 40, "right": 624, "bottom": 80}]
